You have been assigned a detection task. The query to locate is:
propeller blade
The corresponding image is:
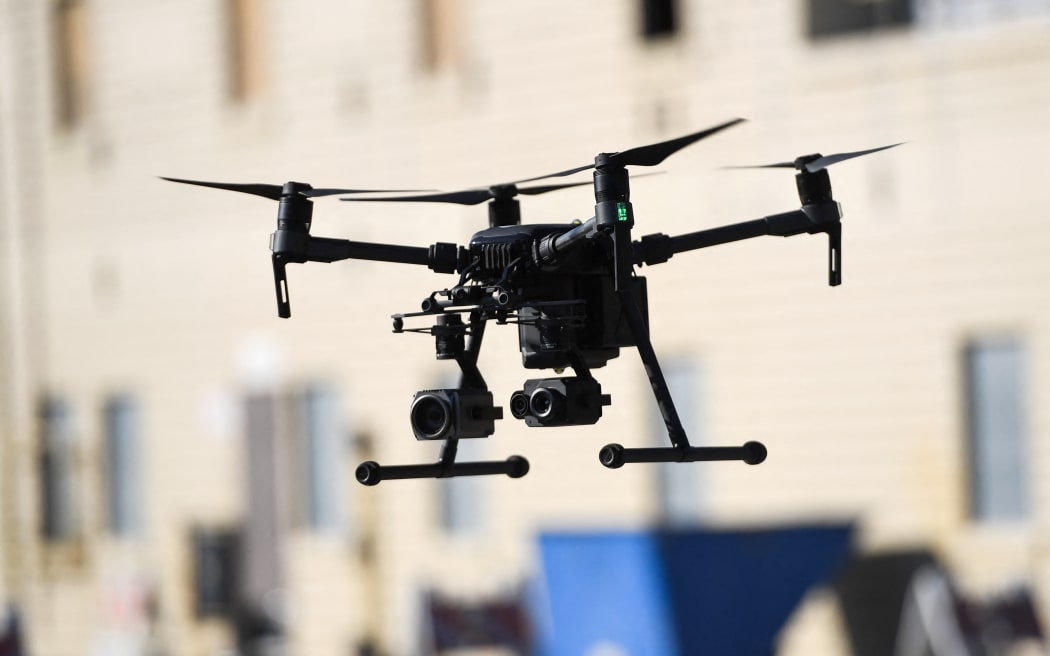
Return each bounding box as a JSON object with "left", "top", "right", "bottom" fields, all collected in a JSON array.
[
  {"left": 611, "top": 118, "right": 746, "bottom": 167},
  {"left": 803, "top": 143, "right": 904, "bottom": 172},
  {"left": 341, "top": 177, "right": 600, "bottom": 205},
  {"left": 159, "top": 176, "right": 285, "bottom": 200},
  {"left": 511, "top": 162, "right": 596, "bottom": 184},
  {"left": 509, "top": 118, "right": 744, "bottom": 183},
  {"left": 161, "top": 177, "right": 427, "bottom": 200},
  {"left": 340, "top": 189, "right": 494, "bottom": 205},
  {"left": 722, "top": 162, "right": 795, "bottom": 170},
  {"left": 302, "top": 187, "right": 436, "bottom": 198},
  {"left": 341, "top": 171, "right": 669, "bottom": 205},
  {"left": 519, "top": 171, "right": 665, "bottom": 196},
  {"left": 516, "top": 179, "right": 595, "bottom": 196},
  {"left": 727, "top": 143, "right": 904, "bottom": 172}
]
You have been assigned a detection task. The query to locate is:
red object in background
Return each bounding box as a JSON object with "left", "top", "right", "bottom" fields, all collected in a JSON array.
[{"left": 426, "top": 591, "right": 531, "bottom": 655}]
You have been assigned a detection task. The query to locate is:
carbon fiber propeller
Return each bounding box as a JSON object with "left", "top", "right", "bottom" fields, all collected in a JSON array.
[
  {"left": 726, "top": 143, "right": 904, "bottom": 173},
  {"left": 159, "top": 176, "right": 430, "bottom": 200}
]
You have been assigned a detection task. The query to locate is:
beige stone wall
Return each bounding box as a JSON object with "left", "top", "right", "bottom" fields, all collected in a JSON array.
[{"left": 2, "top": 1, "right": 1049, "bottom": 654}]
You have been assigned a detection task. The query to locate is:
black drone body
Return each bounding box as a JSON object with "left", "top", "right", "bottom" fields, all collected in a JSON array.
[
  {"left": 163, "top": 121, "right": 900, "bottom": 485},
  {"left": 424, "top": 220, "right": 642, "bottom": 371}
]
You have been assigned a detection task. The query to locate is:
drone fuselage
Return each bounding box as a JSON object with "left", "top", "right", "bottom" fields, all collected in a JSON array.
[{"left": 462, "top": 223, "right": 647, "bottom": 371}]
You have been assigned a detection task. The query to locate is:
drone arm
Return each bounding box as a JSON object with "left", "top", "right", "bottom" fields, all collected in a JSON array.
[
  {"left": 269, "top": 233, "right": 461, "bottom": 318},
  {"left": 272, "top": 229, "right": 461, "bottom": 271},
  {"left": 533, "top": 216, "right": 599, "bottom": 268},
  {"left": 303, "top": 236, "right": 427, "bottom": 265},
  {"left": 633, "top": 201, "right": 843, "bottom": 284},
  {"left": 300, "top": 236, "right": 461, "bottom": 273},
  {"left": 638, "top": 209, "right": 814, "bottom": 258},
  {"left": 639, "top": 217, "right": 770, "bottom": 263}
]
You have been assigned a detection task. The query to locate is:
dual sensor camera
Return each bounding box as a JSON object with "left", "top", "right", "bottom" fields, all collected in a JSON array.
[{"left": 409, "top": 377, "right": 611, "bottom": 440}]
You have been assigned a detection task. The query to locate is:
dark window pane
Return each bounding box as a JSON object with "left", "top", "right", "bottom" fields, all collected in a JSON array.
[
  {"left": 300, "top": 385, "right": 346, "bottom": 533},
  {"left": 808, "top": 0, "right": 913, "bottom": 39},
  {"left": 439, "top": 438, "right": 485, "bottom": 533},
  {"left": 226, "top": 0, "right": 264, "bottom": 100},
  {"left": 641, "top": 0, "right": 678, "bottom": 39},
  {"left": 243, "top": 394, "right": 283, "bottom": 600},
  {"left": 420, "top": 0, "right": 463, "bottom": 72},
  {"left": 40, "top": 397, "right": 75, "bottom": 540},
  {"left": 105, "top": 395, "right": 142, "bottom": 537},
  {"left": 965, "top": 339, "right": 1029, "bottom": 521},
  {"left": 652, "top": 360, "right": 706, "bottom": 524},
  {"left": 193, "top": 528, "right": 240, "bottom": 618},
  {"left": 53, "top": 0, "right": 90, "bottom": 127}
]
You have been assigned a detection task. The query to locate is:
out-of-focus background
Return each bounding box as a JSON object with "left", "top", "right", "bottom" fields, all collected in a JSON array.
[{"left": 2, "top": 1, "right": 1049, "bottom": 654}]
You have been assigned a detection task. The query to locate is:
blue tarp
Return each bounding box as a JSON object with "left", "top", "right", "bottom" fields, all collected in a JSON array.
[{"left": 534, "top": 524, "right": 853, "bottom": 655}]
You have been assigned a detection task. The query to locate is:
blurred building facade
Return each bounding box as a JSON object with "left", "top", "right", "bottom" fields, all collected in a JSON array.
[{"left": 1, "top": 0, "right": 1049, "bottom": 654}]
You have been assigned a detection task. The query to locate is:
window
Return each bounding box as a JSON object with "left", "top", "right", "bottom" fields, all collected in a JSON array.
[
  {"left": 428, "top": 374, "right": 487, "bottom": 535},
  {"left": 104, "top": 394, "right": 142, "bottom": 537},
  {"left": 226, "top": 0, "right": 265, "bottom": 101},
  {"left": 297, "top": 385, "right": 347, "bottom": 534},
  {"left": 53, "top": 0, "right": 91, "bottom": 127},
  {"left": 964, "top": 338, "right": 1029, "bottom": 522},
  {"left": 640, "top": 0, "right": 678, "bottom": 39},
  {"left": 807, "top": 0, "right": 913, "bottom": 39},
  {"left": 40, "top": 396, "right": 77, "bottom": 540},
  {"left": 193, "top": 528, "right": 240, "bottom": 618},
  {"left": 439, "top": 438, "right": 486, "bottom": 535},
  {"left": 652, "top": 359, "right": 706, "bottom": 524},
  {"left": 420, "top": 0, "right": 463, "bottom": 72},
  {"left": 243, "top": 393, "right": 285, "bottom": 601},
  {"left": 917, "top": 0, "right": 1050, "bottom": 28},
  {"left": 243, "top": 385, "right": 348, "bottom": 548}
]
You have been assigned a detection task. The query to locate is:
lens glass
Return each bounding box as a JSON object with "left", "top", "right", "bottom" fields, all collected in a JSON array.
[
  {"left": 411, "top": 396, "right": 451, "bottom": 438},
  {"left": 510, "top": 392, "right": 530, "bottom": 419},
  {"left": 530, "top": 389, "right": 554, "bottom": 418}
]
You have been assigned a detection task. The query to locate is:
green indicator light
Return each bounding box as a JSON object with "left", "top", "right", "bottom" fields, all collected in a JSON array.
[{"left": 617, "top": 202, "right": 628, "bottom": 222}]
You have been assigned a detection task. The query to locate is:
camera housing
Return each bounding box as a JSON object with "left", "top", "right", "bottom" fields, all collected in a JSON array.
[
  {"left": 409, "top": 389, "right": 502, "bottom": 440},
  {"left": 509, "top": 377, "right": 610, "bottom": 427},
  {"left": 517, "top": 275, "right": 648, "bottom": 371}
]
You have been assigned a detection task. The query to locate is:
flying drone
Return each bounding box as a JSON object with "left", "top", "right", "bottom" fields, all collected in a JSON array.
[{"left": 163, "top": 119, "right": 900, "bottom": 485}]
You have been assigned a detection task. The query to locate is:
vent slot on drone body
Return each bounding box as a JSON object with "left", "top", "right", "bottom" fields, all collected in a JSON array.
[{"left": 481, "top": 243, "right": 514, "bottom": 271}]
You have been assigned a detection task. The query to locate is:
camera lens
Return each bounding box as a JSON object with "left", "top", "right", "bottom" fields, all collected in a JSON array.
[
  {"left": 410, "top": 394, "right": 452, "bottom": 439},
  {"left": 509, "top": 391, "right": 530, "bottom": 419},
  {"left": 529, "top": 387, "right": 563, "bottom": 420}
]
